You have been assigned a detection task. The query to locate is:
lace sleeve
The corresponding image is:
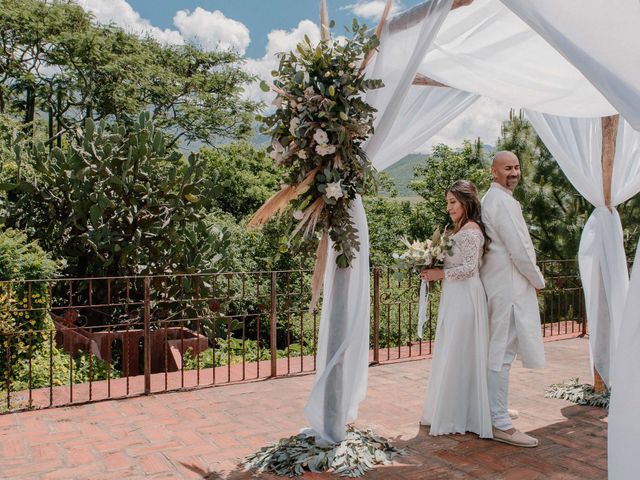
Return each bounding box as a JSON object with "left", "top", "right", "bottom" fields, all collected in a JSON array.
[{"left": 444, "top": 230, "right": 484, "bottom": 281}]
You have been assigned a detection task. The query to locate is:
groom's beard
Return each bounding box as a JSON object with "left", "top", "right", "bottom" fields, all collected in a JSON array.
[{"left": 506, "top": 176, "right": 519, "bottom": 189}]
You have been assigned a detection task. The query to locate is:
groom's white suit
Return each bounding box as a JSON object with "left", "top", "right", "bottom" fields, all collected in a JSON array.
[{"left": 481, "top": 181, "right": 545, "bottom": 433}]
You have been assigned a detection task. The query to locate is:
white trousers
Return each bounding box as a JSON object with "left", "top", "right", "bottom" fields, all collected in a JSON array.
[{"left": 487, "top": 311, "right": 518, "bottom": 430}]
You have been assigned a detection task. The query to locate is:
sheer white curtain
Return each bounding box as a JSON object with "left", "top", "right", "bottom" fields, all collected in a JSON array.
[
  {"left": 418, "top": 0, "right": 616, "bottom": 117},
  {"left": 610, "top": 241, "right": 640, "bottom": 480},
  {"left": 373, "top": 86, "right": 477, "bottom": 171},
  {"left": 304, "top": 0, "right": 459, "bottom": 444},
  {"left": 609, "top": 122, "right": 640, "bottom": 480},
  {"left": 502, "top": 0, "right": 640, "bottom": 130},
  {"left": 524, "top": 111, "right": 635, "bottom": 387}
]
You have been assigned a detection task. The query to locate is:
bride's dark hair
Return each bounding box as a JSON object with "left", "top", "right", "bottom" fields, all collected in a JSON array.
[{"left": 446, "top": 180, "right": 490, "bottom": 253}]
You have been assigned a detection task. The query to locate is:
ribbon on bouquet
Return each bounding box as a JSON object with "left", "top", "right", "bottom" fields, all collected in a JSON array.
[{"left": 417, "top": 280, "right": 429, "bottom": 339}]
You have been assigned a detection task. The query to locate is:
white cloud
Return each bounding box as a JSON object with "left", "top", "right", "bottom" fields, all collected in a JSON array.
[
  {"left": 173, "top": 8, "right": 250, "bottom": 54},
  {"left": 76, "top": 0, "right": 184, "bottom": 45},
  {"left": 243, "top": 20, "right": 321, "bottom": 105},
  {"left": 75, "top": 1, "right": 250, "bottom": 54},
  {"left": 341, "top": 1, "right": 403, "bottom": 20},
  {"left": 414, "top": 97, "right": 513, "bottom": 153}
]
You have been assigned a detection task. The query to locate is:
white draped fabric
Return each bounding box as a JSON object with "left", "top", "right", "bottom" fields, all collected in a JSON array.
[
  {"left": 372, "top": 86, "right": 477, "bottom": 171},
  {"left": 610, "top": 244, "right": 640, "bottom": 480},
  {"left": 502, "top": 0, "right": 640, "bottom": 130},
  {"left": 418, "top": 0, "right": 616, "bottom": 117},
  {"left": 303, "top": 195, "right": 371, "bottom": 444},
  {"left": 523, "top": 111, "right": 640, "bottom": 387},
  {"left": 607, "top": 122, "right": 640, "bottom": 479},
  {"left": 303, "top": 0, "right": 466, "bottom": 443}
]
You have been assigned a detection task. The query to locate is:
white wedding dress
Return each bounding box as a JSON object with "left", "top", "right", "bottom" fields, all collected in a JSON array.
[{"left": 421, "top": 228, "right": 493, "bottom": 438}]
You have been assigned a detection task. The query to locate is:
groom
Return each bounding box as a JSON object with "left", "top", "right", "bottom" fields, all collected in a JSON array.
[{"left": 480, "top": 151, "right": 545, "bottom": 447}]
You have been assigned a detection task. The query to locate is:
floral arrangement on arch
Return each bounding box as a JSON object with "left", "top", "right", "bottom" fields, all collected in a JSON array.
[{"left": 249, "top": 20, "right": 383, "bottom": 282}]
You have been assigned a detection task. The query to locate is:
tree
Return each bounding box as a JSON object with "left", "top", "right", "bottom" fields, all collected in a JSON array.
[
  {"left": 1, "top": 112, "right": 229, "bottom": 278},
  {"left": 198, "top": 142, "right": 283, "bottom": 220},
  {"left": 409, "top": 142, "right": 490, "bottom": 229},
  {"left": 0, "top": 0, "right": 257, "bottom": 147}
]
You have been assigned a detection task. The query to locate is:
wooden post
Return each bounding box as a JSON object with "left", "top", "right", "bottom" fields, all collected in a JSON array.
[
  {"left": 601, "top": 114, "right": 619, "bottom": 210},
  {"left": 319, "top": 0, "right": 330, "bottom": 41},
  {"left": 357, "top": 0, "right": 394, "bottom": 76},
  {"left": 594, "top": 114, "right": 620, "bottom": 393}
]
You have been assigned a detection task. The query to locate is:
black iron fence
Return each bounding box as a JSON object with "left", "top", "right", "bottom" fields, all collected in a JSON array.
[{"left": 0, "top": 261, "right": 584, "bottom": 413}]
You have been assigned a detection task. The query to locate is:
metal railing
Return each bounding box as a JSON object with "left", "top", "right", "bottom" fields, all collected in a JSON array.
[{"left": 0, "top": 261, "right": 584, "bottom": 413}]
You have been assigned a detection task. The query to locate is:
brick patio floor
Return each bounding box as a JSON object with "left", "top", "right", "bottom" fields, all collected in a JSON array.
[{"left": 0, "top": 337, "right": 607, "bottom": 479}]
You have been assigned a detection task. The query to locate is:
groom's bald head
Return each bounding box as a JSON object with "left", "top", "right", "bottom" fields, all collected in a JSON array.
[{"left": 491, "top": 151, "right": 521, "bottom": 191}]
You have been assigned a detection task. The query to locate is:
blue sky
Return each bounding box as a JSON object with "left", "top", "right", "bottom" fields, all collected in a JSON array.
[
  {"left": 126, "top": 1, "right": 425, "bottom": 59},
  {"left": 76, "top": 0, "right": 509, "bottom": 152}
]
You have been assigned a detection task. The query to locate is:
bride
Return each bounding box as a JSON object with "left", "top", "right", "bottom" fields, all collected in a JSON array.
[{"left": 419, "top": 180, "right": 492, "bottom": 438}]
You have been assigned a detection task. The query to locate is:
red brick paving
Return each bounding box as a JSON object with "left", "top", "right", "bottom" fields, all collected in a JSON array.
[{"left": 0, "top": 337, "right": 606, "bottom": 479}]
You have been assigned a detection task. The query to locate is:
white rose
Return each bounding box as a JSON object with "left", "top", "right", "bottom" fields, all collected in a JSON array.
[
  {"left": 313, "top": 128, "right": 329, "bottom": 145},
  {"left": 315, "top": 144, "right": 336, "bottom": 156},
  {"left": 269, "top": 142, "right": 285, "bottom": 161},
  {"left": 289, "top": 117, "right": 300, "bottom": 137},
  {"left": 293, "top": 210, "right": 305, "bottom": 221},
  {"left": 297, "top": 150, "right": 308, "bottom": 160},
  {"left": 325, "top": 181, "right": 344, "bottom": 200}
]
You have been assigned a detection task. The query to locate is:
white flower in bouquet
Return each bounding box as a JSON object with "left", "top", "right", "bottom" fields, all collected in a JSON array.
[
  {"left": 393, "top": 228, "right": 455, "bottom": 273},
  {"left": 292, "top": 210, "right": 305, "bottom": 221},
  {"left": 325, "top": 181, "right": 344, "bottom": 200},
  {"left": 410, "top": 249, "right": 424, "bottom": 261},
  {"left": 313, "top": 128, "right": 329, "bottom": 145},
  {"left": 316, "top": 143, "right": 336, "bottom": 156},
  {"left": 289, "top": 117, "right": 300, "bottom": 137},
  {"left": 297, "top": 149, "right": 308, "bottom": 160},
  {"left": 411, "top": 240, "right": 423, "bottom": 250},
  {"left": 304, "top": 86, "right": 315, "bottom": 98},
  {"left": 269, "top": 142, "right": 285, "bottom": 161}
]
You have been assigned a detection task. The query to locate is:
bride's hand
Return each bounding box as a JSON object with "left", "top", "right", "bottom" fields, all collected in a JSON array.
[{"left": 420, "top": 268, "right": 444, "bottom": 281}]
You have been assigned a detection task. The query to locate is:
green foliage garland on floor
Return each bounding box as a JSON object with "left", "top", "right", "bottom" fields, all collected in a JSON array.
[
  {"left": 545, "top": 378, "right": 610, "bottom": 409},
  {"left": 243, "top": 426, "right": 407, "bottom": 477}
]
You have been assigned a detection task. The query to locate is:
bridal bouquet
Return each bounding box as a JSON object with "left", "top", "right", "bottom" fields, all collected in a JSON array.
[
  {"left": 393, "top": 227, "right": 454, "bottom": 339},
  {"left": 393, "top": 227, "right": 454, "bottom": 272}
]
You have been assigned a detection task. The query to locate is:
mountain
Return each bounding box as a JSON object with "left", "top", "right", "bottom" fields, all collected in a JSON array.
[
  {"left": 382, "top": 153, "right": 425, "bottom": 197},
  {"left": 382, "top": 144, "right": 495, "bottom": 197}
]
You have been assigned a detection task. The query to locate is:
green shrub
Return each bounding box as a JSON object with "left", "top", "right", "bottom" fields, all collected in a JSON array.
[
  {"left": 2, "top": 113, "right": 229, "bottom": 279},
  {"left": 0, "top": 228, "right": 63, "bottom": 381}
]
